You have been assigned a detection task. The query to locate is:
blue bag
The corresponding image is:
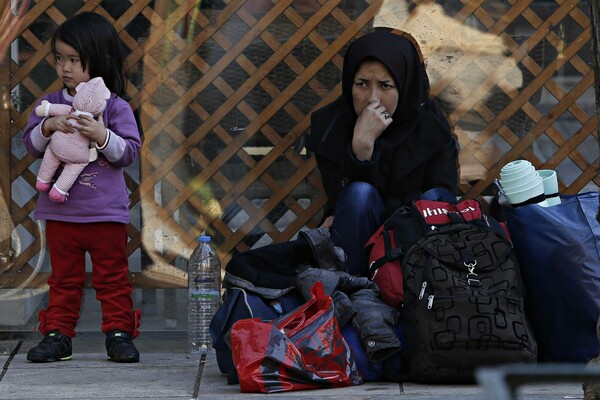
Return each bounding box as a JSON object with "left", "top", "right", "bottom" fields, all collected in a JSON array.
[
  {"left": 210, "top": 287, "right": 405, "bottom": 383},
  {"left": 503, "top": 192, "right": 600, "bottom": 362},
  {"left": 210, "top": 288, "right": 304, "bottom": 384},
  {"left": 340, "top": 324, "right": 405, "bottom": 382}
]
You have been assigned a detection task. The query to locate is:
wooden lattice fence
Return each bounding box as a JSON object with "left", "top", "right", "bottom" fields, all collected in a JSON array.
[{"left": 1, "top": 0, "right": 598, "bottom": 291}]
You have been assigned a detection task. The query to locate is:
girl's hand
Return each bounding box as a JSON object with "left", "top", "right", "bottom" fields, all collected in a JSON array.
[
  {"left": 352, "top": 100, "right": 393, "bottom": 161},
  {"left": 42, "top": 115, "right": 78, "bottom": 137},
  {"left": 76, "top": 114, "right": 108, "bottom": 146},
  {"left": 320, "top": 215, "right": 334, "bottom": 229}
]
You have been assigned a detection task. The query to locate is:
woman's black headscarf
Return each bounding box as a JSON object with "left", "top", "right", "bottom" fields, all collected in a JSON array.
[{"left": 341, "top": 30, "right": 429, "bottom": 167}]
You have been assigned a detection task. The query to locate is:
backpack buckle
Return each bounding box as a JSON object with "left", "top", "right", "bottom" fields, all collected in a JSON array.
[{"left": 465, "top": 261, "right": 481, "bottom": 287}]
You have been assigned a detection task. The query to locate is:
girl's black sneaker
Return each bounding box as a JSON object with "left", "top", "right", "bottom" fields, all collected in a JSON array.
[
  {"left": 26, "top": 330, "right": 72, "bottom": 362},
  {"left": 106, "top": 330, "right": 140, "bottom": 363}
]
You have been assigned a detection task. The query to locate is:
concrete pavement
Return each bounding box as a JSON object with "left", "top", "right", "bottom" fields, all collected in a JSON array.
[{"left": 0, "top": 331, "right": 589, "bottom": 399}]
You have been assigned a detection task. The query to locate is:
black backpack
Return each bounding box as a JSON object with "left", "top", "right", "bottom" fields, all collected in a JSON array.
[{"left": 400, "top": 200, "right": 538, "bottom": 383}]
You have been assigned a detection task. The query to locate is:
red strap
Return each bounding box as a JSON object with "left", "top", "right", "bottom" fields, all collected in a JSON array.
[{"left": 414, "top": 199, "right": 483, "bottom": 225}]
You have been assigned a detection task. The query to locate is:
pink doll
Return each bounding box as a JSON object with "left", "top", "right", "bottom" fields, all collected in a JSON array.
[{"left": 35, "top": 77, "right": 110, "bottom": 203}]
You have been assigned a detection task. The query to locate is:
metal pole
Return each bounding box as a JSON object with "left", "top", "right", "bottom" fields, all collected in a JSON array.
[
  {"left": 589, "top": 0, "right": 600, "bottom": 222},
  {"left": 0, "top": 1, "right": 17, "bottom": 272}
]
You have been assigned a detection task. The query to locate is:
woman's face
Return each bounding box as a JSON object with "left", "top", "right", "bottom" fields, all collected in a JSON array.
[{"left": 352, "top": 60, "right": 399, "bottom": 117}]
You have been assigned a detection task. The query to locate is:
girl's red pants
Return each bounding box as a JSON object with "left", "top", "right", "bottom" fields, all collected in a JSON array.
[{"left": 38, "top": 220, "right": 140, "bottom": 338}]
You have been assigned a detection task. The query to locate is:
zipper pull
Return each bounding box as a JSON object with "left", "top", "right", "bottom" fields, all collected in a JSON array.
[
  {"left": 418, "top": 282, "right": 427, "bottom": 299},
  {"left": 483, "top": 214, "right": 490, "bottom": 227},
  {"left": 270, "top": 300, "right": 283, "bottom": 315},
  {"left": 427, "top": 295, "right": 434, "bottom": 309}
]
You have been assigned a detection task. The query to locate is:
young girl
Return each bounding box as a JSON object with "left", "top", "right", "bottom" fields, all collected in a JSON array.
[{"left": 23, "top": 12, "right": 142, "bottom": 363}]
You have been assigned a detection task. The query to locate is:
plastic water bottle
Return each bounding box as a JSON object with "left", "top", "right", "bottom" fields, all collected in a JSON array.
[{"left": 187, "top": 235, "right": 221, "bottom": 354}]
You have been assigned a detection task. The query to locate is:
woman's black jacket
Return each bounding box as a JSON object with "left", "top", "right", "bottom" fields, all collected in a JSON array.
[{"left": 305, "top": 97, "right": 459, "bottom": 218}]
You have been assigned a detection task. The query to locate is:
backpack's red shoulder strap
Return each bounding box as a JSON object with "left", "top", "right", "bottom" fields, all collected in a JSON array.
[{"left": 413, "top": 199, "right": 483, "bottom": 226}]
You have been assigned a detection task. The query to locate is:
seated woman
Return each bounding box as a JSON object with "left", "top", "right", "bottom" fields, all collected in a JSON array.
[{"left": 305, "top": 29, "right": 459, "bottom": 277}]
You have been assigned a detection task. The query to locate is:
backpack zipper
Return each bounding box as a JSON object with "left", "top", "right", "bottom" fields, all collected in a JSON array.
[
  {"left": 483, "top": 214, "right": 490, "bottom": 227},
  {"left": 418, "top": 282, "right": 427, "bottom": 299},
  {"left": 427, "top": 294, "right": 434, "bottom": 309},
  {"left": 425, "top": 293, "right": 522, "bottom": 311}
]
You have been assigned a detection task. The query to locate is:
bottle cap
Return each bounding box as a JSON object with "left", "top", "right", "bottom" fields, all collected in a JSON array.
[{"left": 198, "top": 235, "right": 211, "bottom": 242}]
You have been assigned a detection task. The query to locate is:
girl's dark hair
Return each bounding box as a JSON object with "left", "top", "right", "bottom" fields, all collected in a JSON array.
[{"left": 51, "top": 12, "right": 128, "bottom": 96}]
